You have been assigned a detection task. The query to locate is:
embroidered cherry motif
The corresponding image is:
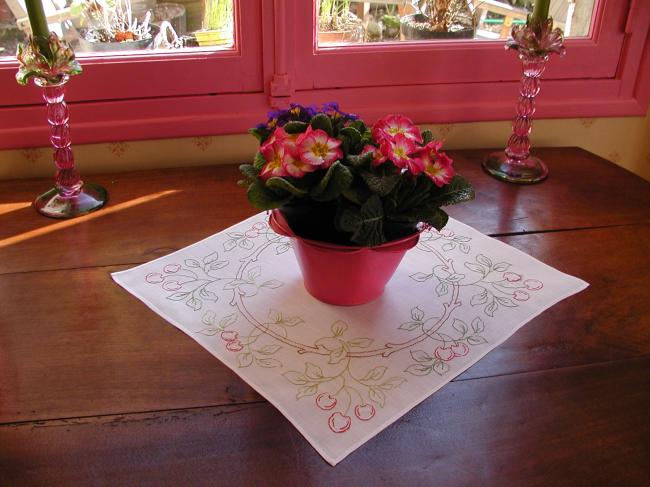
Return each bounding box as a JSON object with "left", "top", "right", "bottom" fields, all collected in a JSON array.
[
  {"left": 524, "top": 279, "right": 543, "bottom": 290},
  {"left": 162, "top": 280, "right": 181, "bottom": 291},
  {"left": 220, "top": 330, "right": 239, "bottom": 342},
  {"left": 434, "top": 346, "right": 455, "bottom": 362},
  {"left": 226, "top": 340, "right": 244, "bottom": 352},
  {"left": 315, "top": 393, "right": 337, "bottom": 410},
  {"left": 513, "top": 290, "right": 530, "bottom": 301},
  {"left": 145, "top": 272, "right": 164, "bottom": 284},
  {"left": 163, "top": 264, "right": 181, "bottom": 274},
  {"left": 328, "top": 412, "right": 352, "bottom": 433},
  {"left": 503, "top": 272, "right": 522, "bottom": 282},
  {"left": 354, "top": 404, "right": 375, "bottom": 421},
  {"left": 450, "top": 342, "right": 469, "bottom": 357}
]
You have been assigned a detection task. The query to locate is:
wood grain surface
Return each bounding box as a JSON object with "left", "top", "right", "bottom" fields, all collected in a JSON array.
[{"left": 1, "top": 148, "right": 649, "bottom": 485}]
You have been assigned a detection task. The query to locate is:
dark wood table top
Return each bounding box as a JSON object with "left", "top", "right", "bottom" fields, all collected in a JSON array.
[{"left": 1, "top": 148, "right": 649, "bottom": 486}]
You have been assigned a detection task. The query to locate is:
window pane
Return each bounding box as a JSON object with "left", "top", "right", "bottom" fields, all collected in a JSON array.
[
  {"left": 316, "top": 0, "right": 596, "bottom": 46},
  {"left": 0, "top": 0, "right": 234, "bottom": 59}
]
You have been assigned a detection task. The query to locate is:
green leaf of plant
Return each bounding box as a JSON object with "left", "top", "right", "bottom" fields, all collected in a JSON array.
[
  {"left": 249, "top": 127, "right": 271, "bottom": 143},
  {"left": 310, "top": 161, "right": 353, "bottom": 202},
  {"left": 283, "top": 121, "right": 308, "bottom": 134},
  {"left": 266, "top": 177, "right": 308, "bottom": 197},
  {"left": 428, "top": 175, "right": 475, "bottom": 207},
  {"left": 253, "top": 151, "right": 267, "bottom": 169},
  {"left": 310, "top": 113, "right": 334, "bottom": 136},
  {"left": 339, "top": 126, "right": 362, "bottom": 147},
  {"left": 247, "top": 179, "right": 291, "bottom": 210},
  {"left": 239, "top": 163, "right": 259, "bottom": 180},
  {"left": 422, "top": 129, "right": 434, "bottom": 144},
  {"left": 349, "top": 194, "right": 385, "bottom": 246},
  {"left": 360, "top": 170, "right": 401, "bottom": 197}
]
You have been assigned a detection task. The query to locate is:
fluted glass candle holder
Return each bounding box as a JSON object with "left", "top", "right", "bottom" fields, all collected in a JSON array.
[
  {"left": 483, "top": 19, "right": 566, "bottom": 184},
  {"left": 33, "top": 75, "right": 107, "bottom": 218}
]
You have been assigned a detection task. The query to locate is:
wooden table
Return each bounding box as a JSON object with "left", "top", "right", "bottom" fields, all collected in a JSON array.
[{"left": 1, "top": 148, "right": 649, "bottom": 486}]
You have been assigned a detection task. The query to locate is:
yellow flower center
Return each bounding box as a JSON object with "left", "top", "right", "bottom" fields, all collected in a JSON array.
[
  {"left": 394, "top": 146, "right": 407, "bottom": 158},
  {"left": 312, "top": 142, "right": 329, "bottom": 158}
]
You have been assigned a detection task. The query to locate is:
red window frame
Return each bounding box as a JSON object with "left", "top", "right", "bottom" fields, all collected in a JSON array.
[{"left": 0, "top": 0, "right": 648, "bottom": 150}]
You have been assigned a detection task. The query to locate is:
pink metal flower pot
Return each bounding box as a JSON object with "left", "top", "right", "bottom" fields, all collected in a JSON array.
[{"left": 269, "top": 210, "right": 420, "bottom": 306}]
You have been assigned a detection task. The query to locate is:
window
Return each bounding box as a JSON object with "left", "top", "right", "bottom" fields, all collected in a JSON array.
[{"left": 0, "top": 0, "right": 648, "bottom": 149}]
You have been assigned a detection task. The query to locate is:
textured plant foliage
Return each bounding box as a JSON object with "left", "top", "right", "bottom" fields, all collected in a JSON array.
[{"left": 240, "top": 103, "right": 474, "bottom": 247}]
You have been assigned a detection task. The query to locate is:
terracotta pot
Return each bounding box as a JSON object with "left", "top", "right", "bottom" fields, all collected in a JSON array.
[{"left": 269, "top": 210, "right": 420, "bottom": 306}]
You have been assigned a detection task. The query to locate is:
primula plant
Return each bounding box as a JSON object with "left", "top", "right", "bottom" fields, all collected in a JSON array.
[{"left": 240, "top": 103, "right": 474, "bottom": 247}]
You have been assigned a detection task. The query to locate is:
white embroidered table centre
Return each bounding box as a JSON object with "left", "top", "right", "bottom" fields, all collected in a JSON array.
[{"left": 112, "top": 213, "right": 588, "bottom": 465}]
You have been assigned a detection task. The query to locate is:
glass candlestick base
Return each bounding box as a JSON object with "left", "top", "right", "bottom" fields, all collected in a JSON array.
[
  {"left": 483, "top": 151, "right": 548, "bottom": 184},
  {"left": 34, "top": 182, "right": 107, "bottom": 219}
]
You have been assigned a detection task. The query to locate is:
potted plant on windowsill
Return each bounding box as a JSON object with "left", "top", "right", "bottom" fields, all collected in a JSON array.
[
  {"left": 195, "top": 0, "right": 233, "bottom": 47},
  {"left": 317, "top": 0, "right": 363, "bottom": 45},
  {"left": 77, "top": 0, "right": 157, "bottom": 52},
  {"left": 400, "top": 0, "right": 475, "bottom": 40},
  {"left": 239, "top": 103, "right": 475, "bottom": 305}
]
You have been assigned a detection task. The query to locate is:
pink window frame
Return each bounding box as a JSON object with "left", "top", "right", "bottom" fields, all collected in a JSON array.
[{"left": 0, "top": 0, "right": 648, "bottom": 151}]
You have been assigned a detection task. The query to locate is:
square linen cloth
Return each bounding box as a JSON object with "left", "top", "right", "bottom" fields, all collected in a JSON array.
[{"left": 112, "top": 212, "right": 588, "bottom": 465}]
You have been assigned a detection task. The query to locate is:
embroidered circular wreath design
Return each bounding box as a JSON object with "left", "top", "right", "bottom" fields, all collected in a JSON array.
[{"left": 145, "top": 219, "right": 543, "bottom": 434}]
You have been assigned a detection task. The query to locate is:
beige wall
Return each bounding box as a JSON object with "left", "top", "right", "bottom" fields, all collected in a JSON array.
[{"left": 1, "top": 106, "right": 649, "bottom": 181}]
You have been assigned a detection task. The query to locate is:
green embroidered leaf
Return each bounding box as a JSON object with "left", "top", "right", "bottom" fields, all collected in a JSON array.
[
  {"left": 398, "top": 321, "right": 421, "bottom": 332},
  {"left": 257, "top": 344, "right": 281, "bottom": 355},
  {"left": 467, "top": 335, "right": 488, "bottom": 345},
  {"left": 328, "top": 347, "right": 348, "bottom": 365},
  {"left": 361, "top": 366, "right": 387, "bottom": 382},
  {"left": 411, "top": 306, "right": 425, "bottom": 321},
  {"left": 347, "top": 337, "right": 373, "bottom": 349},
  {"left": 465, "top": 262, "right": 487, "bottom": 276},
  {"left": 470, "top": 290, "right": 489, "bottom": 306},
  {"left": 331, "top": 320, "right": 348, "bottom": 337},
  {"left": 452, "top": 319, "right": 468, "bottom": 336},
  {"left": 405, "top": 363, "right": 432, "bottom": 376},
  {"left": 471, "top": 317, "right": 485, "bottom": 334},
  {"left": 255, "top": 357, "right": 282, "bottom": 368},
  {"left": 484, "top": 300, "right": 498, "bottom": 317},
  {"left": 296, "top": 384, "right": 319, "bottom": 399},
  {"left": 368, "top": 387, "right": 386, "bottom": 408},
  {"left": 305, "top": 362, "right": 324, "bottom": 379},
  {"left": 493, "top": 262, "right": 511, "bottom": 272},
  {"left": 237, "top": 353, "right": 254, "bottom": 368},
  {"left": 379, "top": 377, "right": 407, "bottom": 390},
  {"left": 435, "top": 281, "right": 449, "bottom": 297},
  {"left": 283, "top": 371, "right": 308, "bottom": 385},
  {"left": 410, "top": 350, "right": 434, "bottom": 364},
  {"left": 410, "top": 272, "right": 432, "bottom": 282},
  {"left": 432, "top": 361, "right": 449, "bottom": 375}
]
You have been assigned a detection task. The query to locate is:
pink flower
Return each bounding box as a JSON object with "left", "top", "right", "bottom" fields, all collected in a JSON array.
[
  {"left": 421, "top": 152, "right": 455, "bottom": 187},
  {"left": 259, "top": 142, "right": 292, "bottom": 180},
  {"left": 361, "top": 144, "right": 387, "bottom": 166},
  {"left": 524, "top": 279, "right": 543, "bottom": 291},
  {"left": 503, "top": 272, "right": 522, "bottom": 282},
  {"left": 513, "top": 290, "right": 530, "bottom": 301},
  {"left": 434, "top": 346, "right": 455, "bottom": 362},
  {"left": 380, "top": 133, "right": 417, "bottom": 170},
  {"left": 260, "top": 126, "right": 290, "bottom": 153},
  {"left": 372, "top": 114, "right": 423, "bottom": 143},
  {"left": 296, "top": 126, "right": 343, "bottom": 169}
]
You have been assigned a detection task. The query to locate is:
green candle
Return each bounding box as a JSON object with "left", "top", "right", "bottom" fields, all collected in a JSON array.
[
  {"left": 24, "top": 0, "right": 51, "bottom": 57},
  {"left": 531, "top": 0, "right": 550, "bottom": 23}
]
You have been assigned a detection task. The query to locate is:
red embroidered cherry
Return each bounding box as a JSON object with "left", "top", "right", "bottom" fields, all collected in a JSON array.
[
  {"left": 354, "top": 404, "right": 375, "bottom": 421},
  {"left": 220, "top": 330, "right": 239, "bottom": 342},
  {"left": 513, "top": 290, "right": 530, "bottom": 301},
  {"left": 226, "top": 340, "right": 244, "bottom": 352},
  {"left": 451, "top": 342, "right": 469, "bottom": 357},
  {"left": 524, "top": 279, "right": 543, "bottom": 291},
  {"left": 163, "top": 264, "right": 181, "bottom": 274},
  {"left": 434, "top": 346, "right": 455, "bottom": 362},
  {"left": 315, "top": 393, "right": 337, "bottom": 410},
  {"left": 162, "top": 280, "right": 181, "bottom": 291},
  {"left": 145, "top": 272, "right": 164, "bottom": 284},
  {"left": 328, "top": 412, "right": 352, "bottom": 433},
  {"left": 503, "top": 272, "right": 522, "bottom": 282}
]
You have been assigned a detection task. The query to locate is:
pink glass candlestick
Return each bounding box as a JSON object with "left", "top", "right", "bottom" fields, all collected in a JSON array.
[
  {"left": 483, "top": 19, "right": 565, "bottom": 184},
  {"left": 33, "top": 75, "right": 107, "bottom": 218}
]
